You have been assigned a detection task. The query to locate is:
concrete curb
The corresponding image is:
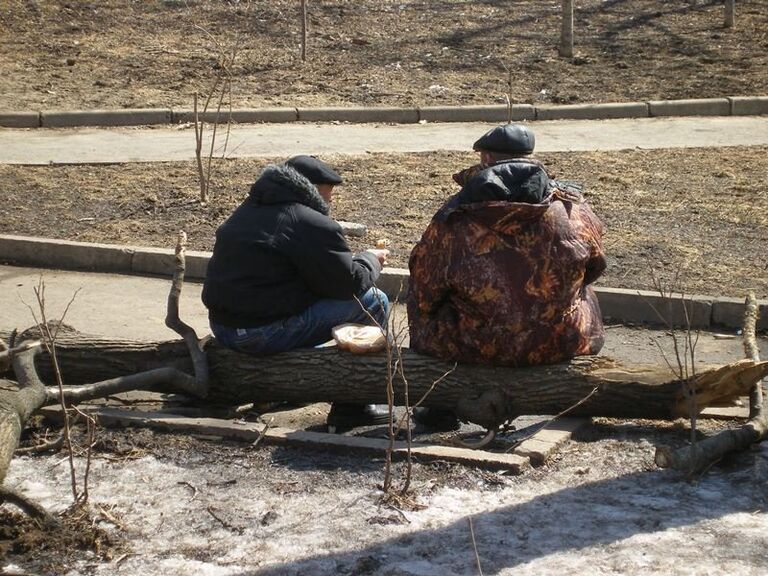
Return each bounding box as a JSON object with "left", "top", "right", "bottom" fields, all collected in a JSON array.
[
  {"left": 41, "top": 109, "right": 173, "bottom": 128},
  {"left": 0, "top": 234, "right": 765, "bottom": 331},
  {"left": 1, "top": 96, "right": 766, "bottom": 128}
]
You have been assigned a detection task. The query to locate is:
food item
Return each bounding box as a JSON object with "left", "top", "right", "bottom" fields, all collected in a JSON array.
[{"left": 332, "top": 323, "right": 387, "bottom": 353}]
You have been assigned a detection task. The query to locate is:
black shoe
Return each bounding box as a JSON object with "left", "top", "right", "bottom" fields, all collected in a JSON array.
[
  {"left": 327, "top": 403, "right": 391, "bottom": 431},
  {"left": 413, "top": 407, "right": 461, "bottom": 431}
]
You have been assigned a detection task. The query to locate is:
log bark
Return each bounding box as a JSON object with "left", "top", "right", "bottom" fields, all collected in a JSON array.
[
  {"left": 4, "top": 328, "right": 767, "bottom": 431},
  {"left": 0, "top": 349, "right": 47, "bottom": 483}
]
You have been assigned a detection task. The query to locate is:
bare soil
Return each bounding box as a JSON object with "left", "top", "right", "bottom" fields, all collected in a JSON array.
[{"left": 1, "top": 1, "right": 766, "bottom": 110}]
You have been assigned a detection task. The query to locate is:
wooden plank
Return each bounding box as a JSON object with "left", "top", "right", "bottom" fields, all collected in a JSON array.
[
  {"left": 513, "top": 417, "right": 587, "bottom": 464},
  {"left": 700, "top": 405, "right": 749, "bottom": 420},
  {"left": 40, "top": 407, "right": 530, "bottom": 472}
]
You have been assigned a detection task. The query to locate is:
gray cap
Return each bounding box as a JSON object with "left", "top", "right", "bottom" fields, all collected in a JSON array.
[
  {"left": 286, "top": 155, "right": 343, "bottom": 185},
  {"left": 473, "top": 124, "right": 535, "bottom": 155}
]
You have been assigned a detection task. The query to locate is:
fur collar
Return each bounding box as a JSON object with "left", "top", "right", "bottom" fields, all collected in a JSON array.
[{"left": 248, "top": 163, "right": 329, "bottom": 215}]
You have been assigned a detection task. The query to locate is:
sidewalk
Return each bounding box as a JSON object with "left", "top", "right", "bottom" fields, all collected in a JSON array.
[{"left": 2, "top": 115, "right": 767, "bottom": 164}]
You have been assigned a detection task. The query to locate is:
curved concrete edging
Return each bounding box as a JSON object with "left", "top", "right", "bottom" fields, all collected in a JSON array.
[
  {"left": 0, "top": 234, "right": 764, "bottom": 332},
  {"left": 0, "top": 96, "right": 766, "bottom": 128}
]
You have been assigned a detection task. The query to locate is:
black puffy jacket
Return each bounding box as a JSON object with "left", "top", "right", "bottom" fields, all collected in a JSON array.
[{"left": 202, "top": 163, "right": 381, "bottom": 328}]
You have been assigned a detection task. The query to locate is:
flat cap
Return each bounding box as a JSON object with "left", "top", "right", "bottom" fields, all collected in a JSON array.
[
  {"left": 473, "top": 124, "right": 535, "bottom": 155},
  {"left": 286, "top": 155, "right": 343, "bottom": 185}
]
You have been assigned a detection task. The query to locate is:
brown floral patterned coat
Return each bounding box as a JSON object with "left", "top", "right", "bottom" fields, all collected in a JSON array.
[{"left": 407, "top": 183, "right": 606, "bottom": 367}]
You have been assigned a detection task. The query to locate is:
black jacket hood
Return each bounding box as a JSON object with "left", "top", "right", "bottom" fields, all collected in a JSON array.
[
  {"left": 249, "top": 163, "right": 329, "bottom": 216},
  {"left": 460, "top": 159, "right": 550, "bottom": 205},
  {"left": 434, "top": 159, "right": 551, "bottom": 221}
]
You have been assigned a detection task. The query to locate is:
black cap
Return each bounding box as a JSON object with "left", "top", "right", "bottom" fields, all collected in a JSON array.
[
  {"left": 286, "top": 155, "right": 343, "bottom": 185},
  {"left": 472, "top": 124, "right": 535, "bottom": 155}
]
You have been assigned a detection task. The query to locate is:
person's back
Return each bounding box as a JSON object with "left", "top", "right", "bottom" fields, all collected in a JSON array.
[
  {"left": 203, "top": 163, "right": 383, "bottom": 331},
  {"left": 407, "top": 124, "right": 606, "bottom": 367},
  {"left": 203, "top": 156, "right": 392, "bottom": 429}
]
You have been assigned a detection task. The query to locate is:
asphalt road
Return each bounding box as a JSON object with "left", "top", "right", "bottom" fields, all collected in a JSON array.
[{"left": 2, "top": 115, "right": 767, "bottom": 165}]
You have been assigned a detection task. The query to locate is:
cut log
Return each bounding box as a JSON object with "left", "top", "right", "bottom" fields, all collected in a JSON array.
[{"left": 4, "top": 328, "right": 767, "bottom": 431}]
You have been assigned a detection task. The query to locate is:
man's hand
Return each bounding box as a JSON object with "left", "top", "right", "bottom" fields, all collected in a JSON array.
[{"left": 366, "top": 248, "right": 390, "bottom": 266}]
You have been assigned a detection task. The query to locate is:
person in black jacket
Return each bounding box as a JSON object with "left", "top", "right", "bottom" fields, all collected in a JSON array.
[{"left": 202, "top": 155, "right": 391, "bottom": 428}]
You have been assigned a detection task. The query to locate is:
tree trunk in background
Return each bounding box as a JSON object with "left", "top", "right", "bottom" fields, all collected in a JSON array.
[
  {"left": 300, "top": 0, "right": 308, "bottom": 61},
  {"left": 724, "top": 0, "right": 735, "bottom": 29},
  {"left": 559, "top": 0, "right": 574, "bottom": 58}
]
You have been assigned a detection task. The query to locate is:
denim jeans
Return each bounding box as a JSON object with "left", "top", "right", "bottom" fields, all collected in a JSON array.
[{"left": 211, "top": 287, "right": 390, "bottom": 355}]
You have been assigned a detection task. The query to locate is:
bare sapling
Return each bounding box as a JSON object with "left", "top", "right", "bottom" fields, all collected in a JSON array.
[
  {"left": 655, "top": 292, "right": 768, "bottom": 473},
  {"left": 192, "top": 1, "right": 252, "bottom": 203},
  {"left": 353, "top": 277, "right": 431, "bottom": 502},
  {"left": 381, "top": 302, "right": 406, "bottom": 494},
  {"left": 377, "top": 299, "right": 431, "bottom": 512},
  {"left": 351, "top": 285, "right": 408, "bottom": 495},
  {"left": 23, "top": 278, "right": 93, "bottom": 505},
  {"left": 641, "top": 267, "right": 701, "bottom": 463}
]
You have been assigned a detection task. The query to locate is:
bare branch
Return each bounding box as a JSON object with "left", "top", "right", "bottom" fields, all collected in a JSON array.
[
  {"left": 0, "top": 486, "right": 58, "bottom": 526},
  {"left": 655, "top": 292, "right": 767, "bottom": 474},
  {"left": 165, "top": 231, "right": 209, "bottom": 397},
  {"left": 15, "top": 432, "right": 65, "bottom": 455},
  {"left": 743, "top": 292, "right": 763, "bottom": 419}
]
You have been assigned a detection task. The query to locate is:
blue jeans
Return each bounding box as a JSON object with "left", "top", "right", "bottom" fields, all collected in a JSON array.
[{"left": 211, "top": 287, "right": 390, "bottom": 355}]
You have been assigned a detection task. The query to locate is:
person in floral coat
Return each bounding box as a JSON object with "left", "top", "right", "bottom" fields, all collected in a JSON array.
[{"left": 407, "top": 124, "right": 606, "bottom": 369}]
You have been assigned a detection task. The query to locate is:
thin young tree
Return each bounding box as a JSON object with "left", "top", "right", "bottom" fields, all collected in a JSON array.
[{"left": 192, "top": 1, "right": 252, "bottom": 203}]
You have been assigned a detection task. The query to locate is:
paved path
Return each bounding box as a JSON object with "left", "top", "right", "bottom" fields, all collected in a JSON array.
[
  {"left": 2, "top": 116, "right": 767, "bottom": 164},
  {"left": 0, "top": 264, "right": 208, "bottom": 341}
]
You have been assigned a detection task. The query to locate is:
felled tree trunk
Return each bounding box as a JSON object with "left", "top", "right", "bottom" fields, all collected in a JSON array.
[
  {"left": 0, "top": 349, "right": 47, "bottom": 484},
  {"left": 4, "top": 328, "right": 767, "bottom": 430}
]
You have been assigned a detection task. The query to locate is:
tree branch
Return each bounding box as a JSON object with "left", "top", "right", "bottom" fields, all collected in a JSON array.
[{"left": 165, "top": 231, "right": 209, "bottom": 398}]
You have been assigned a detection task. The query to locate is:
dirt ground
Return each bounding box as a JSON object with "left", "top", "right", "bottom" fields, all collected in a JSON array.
[
  {"left": 1, "top": 1, "right": 766, "bottom": 110},
  {"left": 1, "top": 146, "right": 766, "bottom": 298}
]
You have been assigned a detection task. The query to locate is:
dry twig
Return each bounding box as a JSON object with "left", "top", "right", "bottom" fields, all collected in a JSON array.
[
  {"left": 14, "top": 432, "right": 65, "bottom": 455},
  {"left": 469, "top": 515, "right": 485, "bottom": 575},
  {"left": 25, "top": 279, "right": 87, "bottom": 504}
]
